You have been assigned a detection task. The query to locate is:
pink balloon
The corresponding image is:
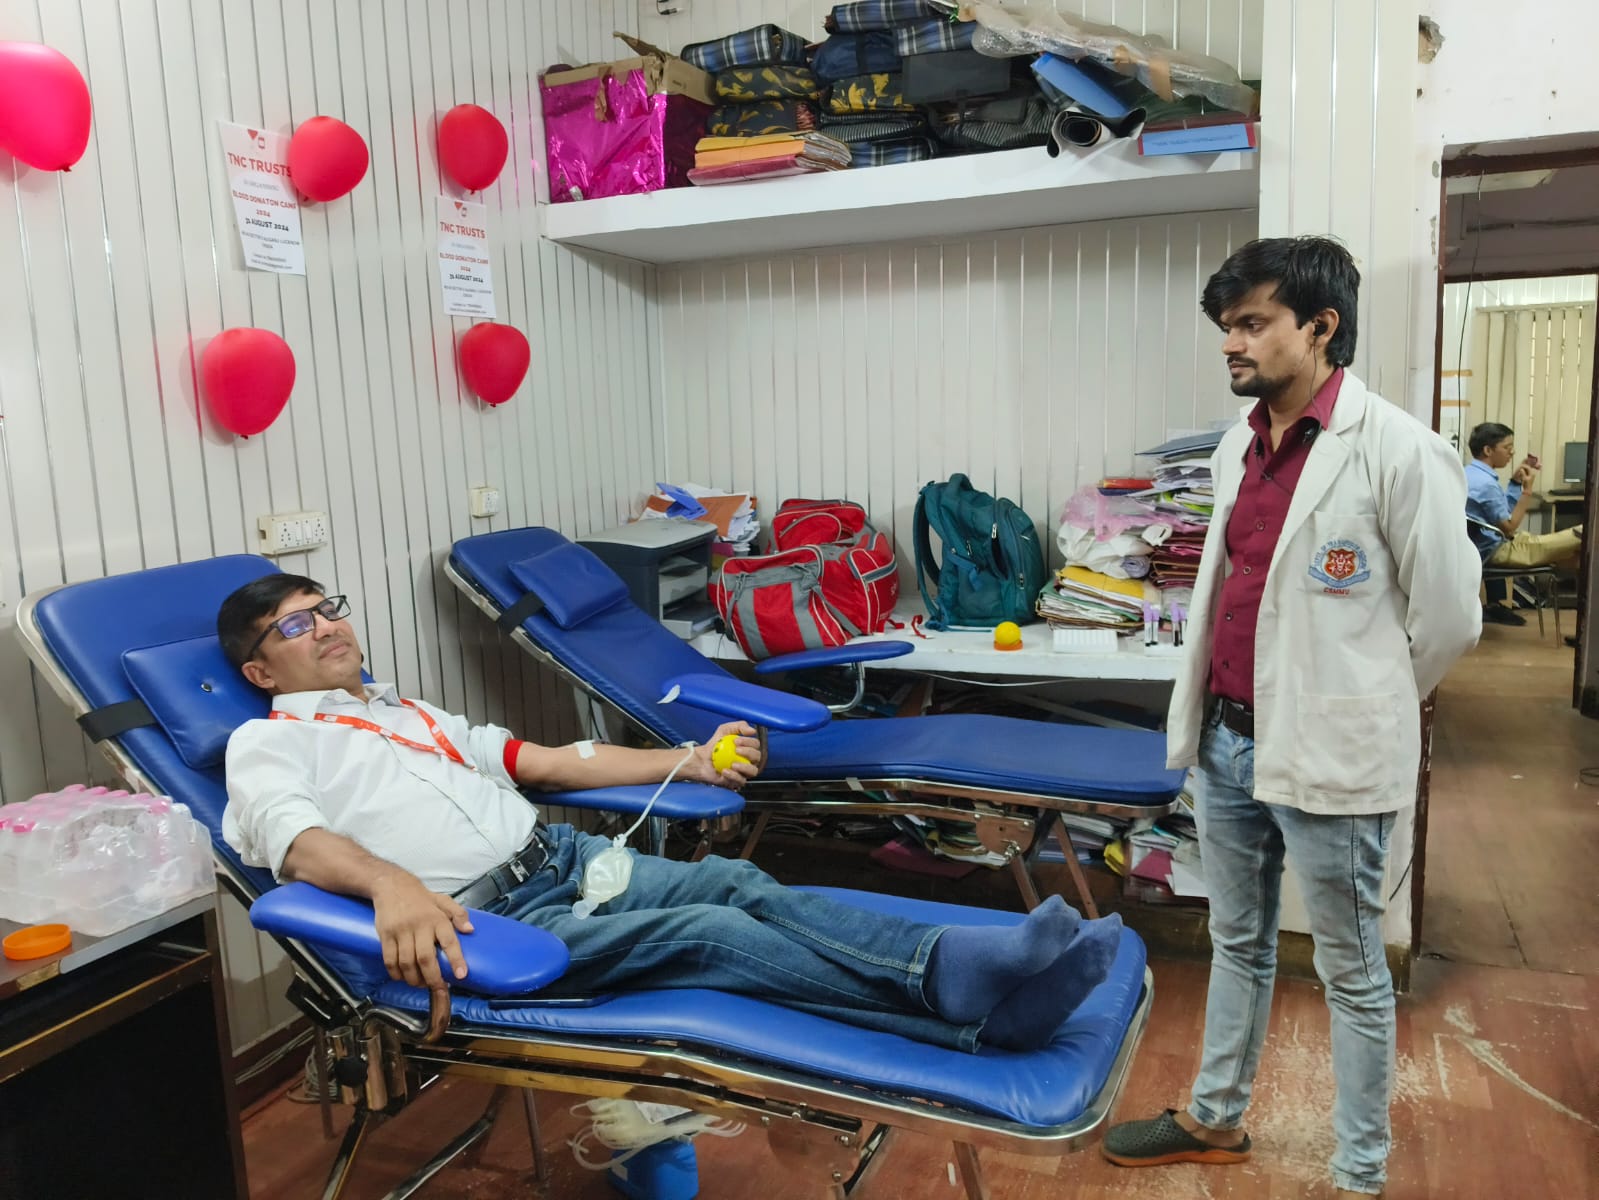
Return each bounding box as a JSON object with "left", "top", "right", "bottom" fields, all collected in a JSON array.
[
  {"left": 0, "top": 42, "right": 92, "bottom": 171},
  {"left": 287, "top": 116, "right": 368, "bottom": 202},
  {"left": 459, "top": 323, "right": 529, "bottom": 406},
  {"left": 438, "top": 104, "right": 508, "bottom": 192},
  {"left": 201, "top": 329, "right": 296, "bottom": 436}
]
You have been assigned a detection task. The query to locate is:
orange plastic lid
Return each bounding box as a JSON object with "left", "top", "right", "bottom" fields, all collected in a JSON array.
[
  {"left": 3, "top": 923, "right": 71, "bottom": 961},
  {"left": 993, "top": 640, "right": 1024, "bottom": 651}
]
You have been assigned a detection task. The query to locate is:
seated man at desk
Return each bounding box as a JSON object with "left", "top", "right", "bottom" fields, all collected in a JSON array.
[
  {"left": 1465, "top": 422, "right": 1582, "bottom": 626},
  {"left": 217, "top": 573, "right": 1121, "bottom": 1053}
]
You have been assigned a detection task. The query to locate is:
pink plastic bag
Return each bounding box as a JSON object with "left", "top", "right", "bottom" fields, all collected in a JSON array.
[{"left": 541, "top": 68, "right": 710, "bottom": 202}]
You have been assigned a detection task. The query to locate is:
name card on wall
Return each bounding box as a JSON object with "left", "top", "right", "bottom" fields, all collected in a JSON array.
[
  {"left": 436, "top": 196, "right": 496, "bottom": 318},
  {"left": 217, "top": 122, "right": 306, "bottom": 275}
]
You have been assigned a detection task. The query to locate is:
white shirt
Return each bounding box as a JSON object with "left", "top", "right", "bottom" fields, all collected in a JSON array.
[
  {"left": 222, "top": 683, "right": 537, "bottom": 894},
  {"left": 1166, "top": 372, "right": 1482, "bottom": 815}
]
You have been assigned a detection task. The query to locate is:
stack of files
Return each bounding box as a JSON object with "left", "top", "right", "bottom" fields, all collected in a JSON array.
[
  {"left": 1059, "top": 813, "right": 1120, "bottom": 840},
  {"left": 1164, "top": 791, "right": 1198, "bottom": 838},
  {"left": 1036, "top": 829, "right": 1112, "bottom": 866},
  {"left": 1126, "top": 820, "right": 1207, "bottom": 901},
  {"left": 688, "top": 132, "right": 852, "bottom": 185},
  {"left": 892, "top": 815, "right": 1010, "bottom": 868},
  {"left": 1135, "top": 429, "right": 1224, "bottom": 589},
  {"left": 1150, "top": 532, "right": 1205, "bottom": 587},
  {"left": 1140, "top": 429, "right": 1226, "bottom": 461},
  {"left": 1038, "top": 812, "right": 1128, "bottom": 866},
  {"left": 1036, "top": 565, "right": 1145, "bottom": 631},
  {"left": 1139, "top": 435, "right": 1220, "bottom": 512},
  {"left": 1151, "top": 455, "right": 1214, "bottom": 503},
  {"left": 642, "top": 482, "right": 761, "bottom": 551}
]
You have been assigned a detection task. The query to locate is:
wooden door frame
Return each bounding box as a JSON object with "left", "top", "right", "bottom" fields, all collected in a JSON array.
[{"left": 1418, "top": 144, "right": 1599, "bottom": 955}]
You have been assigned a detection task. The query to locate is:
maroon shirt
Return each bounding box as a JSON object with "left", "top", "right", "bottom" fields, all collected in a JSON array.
[{"left": 1208, "top": 368, "right": 1343, "bottom": 707}]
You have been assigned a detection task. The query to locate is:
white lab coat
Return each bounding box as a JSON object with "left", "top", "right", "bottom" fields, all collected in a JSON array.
[{"left": 1167, "top": 371, "right": 1482, "bottom": 815}]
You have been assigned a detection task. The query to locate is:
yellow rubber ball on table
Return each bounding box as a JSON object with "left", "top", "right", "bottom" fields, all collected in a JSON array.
[
  {"left": 993, "top": 621, "right": 1023, "bottom": 649},
  {"left": 712, "top": 733, "right": 750, "bottom": 774}
]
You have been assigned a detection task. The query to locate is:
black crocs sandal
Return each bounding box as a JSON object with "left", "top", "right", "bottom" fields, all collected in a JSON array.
[{"left": 1102, "top": 1109, "right": 1252, "bottom": 1167}]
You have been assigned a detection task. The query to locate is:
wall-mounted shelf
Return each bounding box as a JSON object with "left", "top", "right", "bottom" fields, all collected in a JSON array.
[{"left": 542, "top": 140, "right": 1259, "bottom": 264}]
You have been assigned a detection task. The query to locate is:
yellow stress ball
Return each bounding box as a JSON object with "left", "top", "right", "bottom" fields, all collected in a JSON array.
[
  {"left": 993, "top": 621, "right": 1023, "bottom": 651},
  {"left": 712, "top": 733, "right": 750, "bottom": 774}
]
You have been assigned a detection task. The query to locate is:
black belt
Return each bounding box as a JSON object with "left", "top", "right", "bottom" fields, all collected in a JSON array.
[
  {"left": 1212, "top": 695, "right": 1255, "bottom": 740},
  {"left": 454, "top": 832, "right": 552, "bottom": 910}
]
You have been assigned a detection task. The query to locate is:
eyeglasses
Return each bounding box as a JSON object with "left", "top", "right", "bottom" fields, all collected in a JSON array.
[{"left": 246, "top": 595, "right": 350, "bottom": 661}]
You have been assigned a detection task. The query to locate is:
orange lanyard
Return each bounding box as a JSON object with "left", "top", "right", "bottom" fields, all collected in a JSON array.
[{"left": 272, "top": 700, "right": 477, "bottom": 773}]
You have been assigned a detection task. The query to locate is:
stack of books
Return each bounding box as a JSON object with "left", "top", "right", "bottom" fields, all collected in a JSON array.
[{"left": 688, "top": 132, "right": 852, "bottom": 185}]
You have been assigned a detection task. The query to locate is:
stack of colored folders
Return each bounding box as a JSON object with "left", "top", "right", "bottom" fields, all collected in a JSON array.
[
  {"left": 1036, "top": 565, "right": 1147, "bottom": 631},
  {"left": 688, "top": 132, "right": 852, "bottom": 185},
  {"left": 1137, "top": 429, "right": 1223, "bottom": 590}
]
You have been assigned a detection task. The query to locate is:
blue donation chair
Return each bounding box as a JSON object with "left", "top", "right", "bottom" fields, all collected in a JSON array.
[
  {"left": 18, "top": 554, "right": 1154, "bottom": 1200},
  {"left": 447, "top": 527, "right": 1185, "bottom": 916}
]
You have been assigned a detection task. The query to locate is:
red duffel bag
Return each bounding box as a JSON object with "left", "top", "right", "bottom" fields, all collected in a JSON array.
[{"left": 710, "top": 500, "right": 899, "bottom": 660}]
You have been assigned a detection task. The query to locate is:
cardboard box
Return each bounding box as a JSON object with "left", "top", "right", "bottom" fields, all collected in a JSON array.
[{"left": 542, "top": 33, "right": 715, "bottom": 108}]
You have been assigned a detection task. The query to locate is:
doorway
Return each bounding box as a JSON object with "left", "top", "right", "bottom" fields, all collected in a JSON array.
[{"left": 1416, "top": 137, "right": 1599, "bottom": 972}]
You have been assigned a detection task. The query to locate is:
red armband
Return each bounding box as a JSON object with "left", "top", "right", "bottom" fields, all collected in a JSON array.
[{"left": 503, "top": 738, "right": 525, "bottom": 779}]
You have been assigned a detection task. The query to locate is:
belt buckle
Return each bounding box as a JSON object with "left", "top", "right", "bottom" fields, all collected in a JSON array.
[{"left": 508, "top": 857, "right": 530, "bottom": 885}]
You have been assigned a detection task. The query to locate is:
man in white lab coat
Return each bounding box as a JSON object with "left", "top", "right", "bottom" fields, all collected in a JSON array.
[{"left": 1102, "top": 237, "right": 1481, "bottom": 1197}]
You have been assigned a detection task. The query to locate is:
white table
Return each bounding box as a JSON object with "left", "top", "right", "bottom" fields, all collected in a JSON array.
[{"left": 689, "top": 611, "right": 1182, "bottom": 683}]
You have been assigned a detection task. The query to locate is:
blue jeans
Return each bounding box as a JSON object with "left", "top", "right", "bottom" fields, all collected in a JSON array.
[
  {"left": 1189, "top": 720, "right": 1395, "bottom": 1196},
  {"left": 485, "top": 825, "right": 979, "bottom": 1051}
]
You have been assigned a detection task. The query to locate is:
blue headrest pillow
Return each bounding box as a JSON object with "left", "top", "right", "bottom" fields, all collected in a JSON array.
[
  {"left": 506, "top": 543, "right": 631, "bottom": 629},
  {"left": 123, "top": 636, "right": 271, "bottom": 770}
]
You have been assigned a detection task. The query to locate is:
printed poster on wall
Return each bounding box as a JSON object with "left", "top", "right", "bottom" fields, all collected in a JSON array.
[
  {"left": 217, "top": 121, "right": 305, "bottom": 275},
  {"left": 436, "top": 196, "right": 497, "bottom": 318}
]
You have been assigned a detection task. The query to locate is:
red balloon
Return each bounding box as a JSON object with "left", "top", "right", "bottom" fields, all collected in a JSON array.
[
  {"left": 288, "top": 115, "right": 368, "bottom": 202},
  {"left": 459, "top": 323, "right": 529, "bottom": 406},
  {"left": 201, "top": 329, "right": 296, "bottom": 436},
  {"left": 0, "top": 42, "right": 92, "bottom": 171},
  {"left": 438, "top": 104, "right": 508, "bottom": 192}
]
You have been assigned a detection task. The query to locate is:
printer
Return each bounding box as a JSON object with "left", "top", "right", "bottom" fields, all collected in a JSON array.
[{"left": 578, "top": 518, "right": 719, "bottom": 638}]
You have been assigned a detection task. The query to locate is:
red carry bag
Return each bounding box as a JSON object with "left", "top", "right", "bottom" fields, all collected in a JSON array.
[
  {"left": 711, "top": 500, "right": 899, "bottom": 660},
  {"left": 769, "top": 498, "right": 872, "bottom": 550}
]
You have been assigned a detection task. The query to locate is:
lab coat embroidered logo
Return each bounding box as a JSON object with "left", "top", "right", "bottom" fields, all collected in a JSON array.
[{"left": 1309, "top": 539, "right": 1370, "bottom": 593}]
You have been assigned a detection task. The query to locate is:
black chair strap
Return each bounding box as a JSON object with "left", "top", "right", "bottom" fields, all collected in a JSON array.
[
  {"left": 77, "top": 698, "right": 157, "bottom": 742},
  {"left": 496, "top": 590, "right": 547, "bottom": 633}
]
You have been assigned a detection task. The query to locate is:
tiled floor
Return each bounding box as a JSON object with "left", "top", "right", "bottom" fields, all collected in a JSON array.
[{"left": 242, "top": 618, "right": 1599, "bottom": 1199}]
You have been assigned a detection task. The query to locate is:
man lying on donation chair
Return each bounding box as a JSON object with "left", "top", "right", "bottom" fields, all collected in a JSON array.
[{"left": 218, "top": 573, "right": 1122, "bottom": 1053}]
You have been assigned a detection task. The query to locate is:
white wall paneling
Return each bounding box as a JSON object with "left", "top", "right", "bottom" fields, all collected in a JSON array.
[
  {"left": 655, "top": 211, "right": 1255, "bottom": 596},
  {"left": 0, "top": 0, "right": 657, "bottom": 1051},
  {"left": 1260, "top": 0, "right": 1418, "bottom": 408}
]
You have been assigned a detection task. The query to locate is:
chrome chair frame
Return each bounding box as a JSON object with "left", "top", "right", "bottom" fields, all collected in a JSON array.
[{"left": 445, "top": 557, "right": 1174, "bottom": 917}]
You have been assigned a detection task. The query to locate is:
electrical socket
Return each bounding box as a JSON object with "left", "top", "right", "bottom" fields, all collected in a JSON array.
[
  {"left": 469, "top": 486, "right": 502, "bottom": 519},
  {"left": 259, "top": 510, "right": 330, "bottom": 556}
]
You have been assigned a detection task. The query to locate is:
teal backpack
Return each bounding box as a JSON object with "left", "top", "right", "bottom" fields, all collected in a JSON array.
[{"left": 913, "top": 473, "right": 1048, "bottom": 630}]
